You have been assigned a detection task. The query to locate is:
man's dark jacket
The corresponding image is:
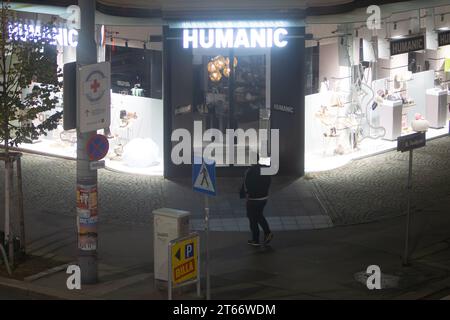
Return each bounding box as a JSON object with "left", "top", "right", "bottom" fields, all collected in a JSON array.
[{"left": 240, "top": 164, "right": 271, "bottom": 200}]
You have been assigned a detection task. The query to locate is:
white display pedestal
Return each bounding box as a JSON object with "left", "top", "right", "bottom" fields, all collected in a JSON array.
[
  {"left": 153, "top": 208, "right": 190, "bottom": 281},
  {"left": 380, "top": 100, "right": 403, "bottom": 140},
  {"left": 426, "top": 88, "right": 448, "bottom": 129}
]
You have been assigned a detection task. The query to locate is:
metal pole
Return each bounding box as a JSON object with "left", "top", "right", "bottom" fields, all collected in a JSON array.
[
  {"left": 168, "top": 242, "right": 172, "bottom": 300},
  {"left": 5, "top": 158, "right": 13, "bottom": 266},
  {"left": 77, "top": 0, "right": 98, "bottom": 284},
  {"left": 16, "top": 156, "right": 25, "bottom": 255},
  {"left": 197, "top": 236, "right": 201, "bottom": 297},
  {"left": 205, "top": 195, "right": 210, "bottom": 300},
  {"left": 403, "top": 149, "right": 413, "bottom": 266}
]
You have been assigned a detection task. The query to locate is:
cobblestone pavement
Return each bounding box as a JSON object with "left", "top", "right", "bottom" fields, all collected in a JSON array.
[
  {"left": 310, "top": 135, "right": 450, "bottom": 225},
  {"left": 0, "top": 135, "right": 448, "bottom": 232}
]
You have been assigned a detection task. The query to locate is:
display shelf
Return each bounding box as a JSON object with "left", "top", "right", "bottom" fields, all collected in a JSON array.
[{"left": 305, "top": 124, "right": 450, "bottom": 173}]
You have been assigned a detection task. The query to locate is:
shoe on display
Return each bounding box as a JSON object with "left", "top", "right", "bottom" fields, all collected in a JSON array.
[{"left": 247, "top": 240, "right": 261, "bottom": 247}]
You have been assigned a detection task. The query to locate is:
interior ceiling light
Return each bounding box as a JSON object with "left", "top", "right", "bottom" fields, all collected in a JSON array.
[
  {"left": 213, "top": 55, "right": 226, "bottom": 70},
  {"left": 225, "top": 57, "right": 238, "bottom": 68},
  {"left": 207, "top": 55, "right": 238, "bottom": 81},
  {"left": 207, "top": 61, "right": 217, "bottom": 73},
  {"left": 209, "top": 71, "right": 222, "bottom": 82},
  {"left": 223, "top": 67, "right": 230, "bottom": 78}
]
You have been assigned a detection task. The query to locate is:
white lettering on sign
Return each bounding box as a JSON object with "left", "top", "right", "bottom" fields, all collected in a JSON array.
[
  {"left": 273, "top": 104, "right": 294, "bottom": 113},
  {"left": 183, "top": 28, "right": 288, "bottom": 49},
  {"left": 8, "top": 22, "right": 78, "bottom": 47},
  {"left": 390, "top": 36, "right": 425, "bottom": 55}
]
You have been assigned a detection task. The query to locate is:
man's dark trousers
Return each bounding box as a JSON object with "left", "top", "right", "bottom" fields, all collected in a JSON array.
[{"left": 247, "top": 200, "right": 270, "bottom": 242}]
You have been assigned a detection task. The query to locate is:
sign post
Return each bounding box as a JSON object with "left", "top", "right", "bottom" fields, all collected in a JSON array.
[
  {"left": 397, "top": 132, "right": 426, "bottom": 266},
  {"left": 193, "top": 157, "right": 216, "bottom": 300},
  {"left": 76, "top": 0, "right": 110, "bottom": 284}
]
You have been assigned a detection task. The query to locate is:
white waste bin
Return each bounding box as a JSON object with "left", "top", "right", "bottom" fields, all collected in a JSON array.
[{"left": 153, "top": 208, "right": 190, "bottom": 281}]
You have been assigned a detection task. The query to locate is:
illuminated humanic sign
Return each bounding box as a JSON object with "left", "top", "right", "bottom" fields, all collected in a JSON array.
[
  {"left": 183, "top": 28, "right": 288, "bottom": 49},
  {"left": 8, "top": 22, "right": 79, "bottom": 47},
  {"left": 438, "top": 30, "right": 450, "bottom": 47},
  {"left": 390, "top": 35, "right": 425, "bottom": 56}
]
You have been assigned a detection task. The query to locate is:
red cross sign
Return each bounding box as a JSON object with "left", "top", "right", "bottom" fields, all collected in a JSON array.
[{"left": 90, "top": 79, "right": 101, "bottom": 93}]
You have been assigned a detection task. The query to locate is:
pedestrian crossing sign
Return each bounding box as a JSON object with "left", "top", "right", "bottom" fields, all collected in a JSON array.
[{"left": 192, "top": 157, "right": 216, "bottom": 196}]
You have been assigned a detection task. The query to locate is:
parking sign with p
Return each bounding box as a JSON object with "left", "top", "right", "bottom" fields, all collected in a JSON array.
[{"left": 185, "top": 243, "right": 194, "bottom": 259}]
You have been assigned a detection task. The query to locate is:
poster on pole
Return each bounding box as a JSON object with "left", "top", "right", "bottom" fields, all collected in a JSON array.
[
  {"left": 76, "top": 184, "right": 98, "bottom": 251},
  {"left": 77, "top": 61, "right": 111, "bottom": 133}
]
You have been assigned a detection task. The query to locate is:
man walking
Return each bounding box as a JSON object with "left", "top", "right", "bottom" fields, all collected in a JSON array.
[{"left": 240, "top": 156, "right": 273, "bottom": 247}]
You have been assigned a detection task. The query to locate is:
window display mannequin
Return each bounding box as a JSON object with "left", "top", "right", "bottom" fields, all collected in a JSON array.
[
  {"left": 320, "top": 77, "right": 330, "bottom": 93},
  {"left": 131, "top": 84, "right": 144, "bottom": 97}
]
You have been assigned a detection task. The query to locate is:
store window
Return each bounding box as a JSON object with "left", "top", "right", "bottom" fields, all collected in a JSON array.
[
  {"left": 12, "top": 11, "right": 165, "bottom": 176},
  {"left": 185, "top": 47, "right": 271, "bottom": 166},
  {"left": 305, "top": 45, "right": 320, "bottom": 95},
  {"left": 106, "top": 45, "right": 162, "bottom": 99},
  {"left": 305, "top": 13, "right": 450, "bottom": 173}
]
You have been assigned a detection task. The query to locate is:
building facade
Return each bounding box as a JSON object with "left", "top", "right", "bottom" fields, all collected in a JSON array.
[{"left": 7, "top": 0, "right": 450, "bottom": 177}]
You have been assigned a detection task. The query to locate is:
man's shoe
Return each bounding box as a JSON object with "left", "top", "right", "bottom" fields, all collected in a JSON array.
[
  {"left": 247, "top": 240, "right": 261, "bottom": 247},
  {"left": 264, "top": 232, "right": 274, "bottom": 245}
]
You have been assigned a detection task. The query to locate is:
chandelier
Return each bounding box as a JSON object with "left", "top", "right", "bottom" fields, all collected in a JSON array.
[{"left": 208, "top": 55, "right": 238, "bottom": 82}]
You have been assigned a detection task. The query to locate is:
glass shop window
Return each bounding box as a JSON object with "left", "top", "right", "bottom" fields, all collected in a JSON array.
[
  {"left": 305, "top": 45, "right": 319, "bottom": 95},
  {"left": 105, "top": 45, "right": 162, "bottom": 99}
]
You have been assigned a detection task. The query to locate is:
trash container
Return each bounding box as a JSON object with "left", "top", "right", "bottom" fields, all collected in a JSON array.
[{"left": 153, "top": 208, "right": 190, "bottom": 281}]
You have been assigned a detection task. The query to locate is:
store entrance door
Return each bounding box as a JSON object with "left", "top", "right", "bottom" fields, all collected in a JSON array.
[
  {"left": 164, "top": 25, "right": 305, "bottom": 178},
  {"left": 195, "top": 48, "right": 271, "bottom": 167}
]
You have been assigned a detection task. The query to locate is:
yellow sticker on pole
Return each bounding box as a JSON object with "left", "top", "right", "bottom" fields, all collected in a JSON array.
[{"left": 171, "top": 235, "right": 199, "bottom": 285}]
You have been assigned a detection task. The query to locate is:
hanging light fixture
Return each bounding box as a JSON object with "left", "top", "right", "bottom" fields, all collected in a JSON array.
[
  {"left": 225, "top": 57, "right": 238, "bottom": 68},
  {"left": 209, "top": 71, "right": 222, "bottom": 82},
  {"left": 208, "top": 55, "right": 238, "bottom": 81},
  {"left": 223, "top": 67, "right": 231, "bottom": 78},
  {"left": 213, "top": 55, "right": 226, "bottom": 70},
  {"left": 207, "top": 61, "right": 217, "bottom": 73}
]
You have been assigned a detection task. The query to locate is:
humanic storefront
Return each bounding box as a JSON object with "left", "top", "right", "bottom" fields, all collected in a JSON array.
[
  {"left": 8, "top": 0, "right": 450, "bottom": 179},
  {"left": 163, "top": 21, "right": 306, "bottom": 177}
]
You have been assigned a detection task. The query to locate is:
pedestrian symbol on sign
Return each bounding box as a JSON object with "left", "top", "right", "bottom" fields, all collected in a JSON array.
[
  {"left": 192, "top": 157, "right": 216, "bottom": 196},
  {"left": 200, "top": 165, "right": 209, "bottom": 188}
]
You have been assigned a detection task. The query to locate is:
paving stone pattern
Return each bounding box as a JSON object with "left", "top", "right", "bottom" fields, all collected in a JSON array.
[{"left": 0, "top": 136, "right": 448, "bottom": 232}]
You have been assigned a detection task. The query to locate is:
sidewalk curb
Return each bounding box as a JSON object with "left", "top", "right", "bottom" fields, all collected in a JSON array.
[
  {"left": 0, "top": 276, "right": 87, "bottom": 300},
  {"left": 393, "top": 277, "right": 450, "bottom": 300},
  {"left": 0, "top": 271, "right": 155, "bottom": 300}
]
